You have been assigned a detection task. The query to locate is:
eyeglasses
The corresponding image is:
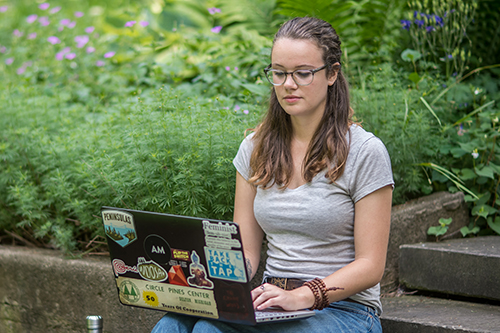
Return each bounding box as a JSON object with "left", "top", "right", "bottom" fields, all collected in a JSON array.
[{"left": 263, "top": 64, "right": 328, "bottom": 86}]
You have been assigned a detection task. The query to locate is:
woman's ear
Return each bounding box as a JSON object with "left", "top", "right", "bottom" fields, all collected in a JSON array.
[{"left": 328, "top": 62, "right": 341, "bottom": 86}]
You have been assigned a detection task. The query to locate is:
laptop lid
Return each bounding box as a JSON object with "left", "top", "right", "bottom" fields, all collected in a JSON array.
[{"left": 102, "top": 206, "right": 263, "bottom": 325}]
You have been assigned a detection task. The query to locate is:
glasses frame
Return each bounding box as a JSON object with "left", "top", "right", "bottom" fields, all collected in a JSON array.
[{"left": 263, "top": 64, "right": 328, "bottom": 86}]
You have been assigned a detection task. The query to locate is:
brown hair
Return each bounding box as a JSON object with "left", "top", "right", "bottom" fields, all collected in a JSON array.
[{"left": 249, "top": 17, "right": 352, "bottom": 189}]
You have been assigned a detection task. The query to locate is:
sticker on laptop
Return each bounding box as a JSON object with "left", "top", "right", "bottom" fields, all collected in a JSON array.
[
  {"left": 112, "top": 258, "right": 138, "bottom": 277},
  {"left": 116, "top": 276, "right": 219, "bottom": 319},
  {"left": 137, "top": 257, "right": 168, "bottom": 282},
  {"left": 202, "top": 220, "right": 241, "bottom": 250},
  {"left": 102, "top": 210, "right": 137, "bottom": 247},
  {"left": 187, "top": 251, "right": 213, "bottom": 289},
  {"left": 204, "top": 247, "right": 247, "bottom": 283},
  {"left": 144, "top": 234, "right": 172, "bottom": 266}
]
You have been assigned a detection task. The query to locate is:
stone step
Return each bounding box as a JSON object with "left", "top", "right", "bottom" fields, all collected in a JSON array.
[
  {"left": 381, "top": 295, "right": 500, "bottom": 333},
  {"left": 399, "top": 236, "right": 500, "bottom": 301}
]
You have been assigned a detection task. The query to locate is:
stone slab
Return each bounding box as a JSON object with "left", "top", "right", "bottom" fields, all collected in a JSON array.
[
  {"left": 0, "top": 245, "right": 163, "bottom": 333},
  {"left": 383, "top": 191, "right": 469, "bottom": 292},
  {"left": 399, "top": 236, "right": 500, "bottom": 300},
  {"left": 381, "top": 295, "right": 500, "bottom": 333}
]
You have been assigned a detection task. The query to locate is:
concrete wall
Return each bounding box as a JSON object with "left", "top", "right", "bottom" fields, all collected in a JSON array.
[{"left": 0, "top": 192, "right": 469, "bottom": 332}]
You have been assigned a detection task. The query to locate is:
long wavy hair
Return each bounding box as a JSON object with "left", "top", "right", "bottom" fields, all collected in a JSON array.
[{"left": 248, "top": 17, "right": 353, "bottom": 189}]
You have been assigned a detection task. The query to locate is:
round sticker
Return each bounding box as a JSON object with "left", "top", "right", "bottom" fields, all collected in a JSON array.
[{"left": 144, "top": 234, "right": 171, "bottom": 265}]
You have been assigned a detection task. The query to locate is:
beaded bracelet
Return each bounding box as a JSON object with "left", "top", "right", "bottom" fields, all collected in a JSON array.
[{"left": 304, "top": 278, "right": 344, "bottom": 310}]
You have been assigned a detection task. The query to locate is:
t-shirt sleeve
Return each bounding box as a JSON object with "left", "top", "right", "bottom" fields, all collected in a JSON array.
[
  {"left": 232, "top": 133, "right": 255, "bottom": 181},
  {"left": 349, "top": 136, "right": 394, "bottom": 203}
]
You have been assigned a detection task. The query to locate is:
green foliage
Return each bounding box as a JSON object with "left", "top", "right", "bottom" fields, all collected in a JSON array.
[
  {"left": 402, "top": 0, "right": 478, "bottom": 78},
  {"left": 351, "top": 63, "right": 444, "bottom": 204},
  {"left": 427, "top": 217, "right": 453, "bottom": 237}
]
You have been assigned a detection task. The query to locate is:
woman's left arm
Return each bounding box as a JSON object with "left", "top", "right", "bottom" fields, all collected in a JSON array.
[{"left": 252, "top": 185, "right": 393, "bottom": 310}]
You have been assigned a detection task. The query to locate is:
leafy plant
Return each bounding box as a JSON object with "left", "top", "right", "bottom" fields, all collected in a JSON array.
[{"left": 427, "top": 217, "right": 453, "bottom": 238}]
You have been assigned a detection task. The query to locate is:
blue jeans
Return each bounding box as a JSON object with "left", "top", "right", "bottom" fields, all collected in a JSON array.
[{"left": 151, "top": 301, "right": 381, "bottom": 333}]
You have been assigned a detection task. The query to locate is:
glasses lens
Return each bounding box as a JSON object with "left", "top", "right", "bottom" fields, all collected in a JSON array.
[
  {"left": 266, "top": 70, "right": 286, "bottom": 85},
  {"left": 293, "top": 70, "right": 313, "bottom": 85}
]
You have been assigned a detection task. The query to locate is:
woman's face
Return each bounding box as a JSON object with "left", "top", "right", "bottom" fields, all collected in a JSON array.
[{"left": 271, "top": 38, "right": 336, "bottom": 121}]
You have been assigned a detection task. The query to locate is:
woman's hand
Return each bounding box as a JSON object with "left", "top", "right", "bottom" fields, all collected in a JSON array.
[{"left": 251, "top": 283, "right": 315, "bottom": 311}]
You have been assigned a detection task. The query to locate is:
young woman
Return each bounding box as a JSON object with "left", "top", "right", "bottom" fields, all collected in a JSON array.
[{"left": 152, "top": 16, "right": 393, "bottom": 333}]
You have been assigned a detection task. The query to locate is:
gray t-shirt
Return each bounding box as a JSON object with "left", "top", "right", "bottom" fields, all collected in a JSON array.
[{"left": 233, "top": 124, "right": 394, "bottom": 314}]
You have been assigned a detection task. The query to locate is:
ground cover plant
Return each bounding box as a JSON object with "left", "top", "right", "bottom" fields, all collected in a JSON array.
[{"left": 1, "top": 0, "right": 499, "bottom": 253}]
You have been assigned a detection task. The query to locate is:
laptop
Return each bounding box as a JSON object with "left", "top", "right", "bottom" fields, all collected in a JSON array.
[{"left": 101, "top": 206, "right": 314, "bottom": 325}]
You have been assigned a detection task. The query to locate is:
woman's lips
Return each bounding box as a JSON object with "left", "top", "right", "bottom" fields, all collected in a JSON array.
[{"left": 283, "top": 95, "right": 301, "bottom": 103}]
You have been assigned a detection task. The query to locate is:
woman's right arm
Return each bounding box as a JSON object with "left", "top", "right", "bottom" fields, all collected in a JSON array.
[{"left": 233, "top": 171, "right": 264, "bottom": 280}]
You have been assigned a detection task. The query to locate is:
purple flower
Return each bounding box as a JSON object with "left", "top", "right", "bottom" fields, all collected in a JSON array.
[
  {"left": 39, "top": 16, "right": 50, "bottom": 26},
  {"left": 0, "top": 46, "right": 6, "bottom": 53},
  {"left": 74, "top": 12, "right": 84, "bottom": 18},
  {"left": 75, "top": 35, "right": 89, "bottom": 48},
  {"left": 86, "top": 46, "right": 95, "bottom": 53},
  {"left": 0, "top": 6, "right": 8, "bottom": 12},
  {"left": 426, "top": 26, "right": 435, "bottom": 33},
  {"left": 211, "top": 26, "right": 222, "bottom": 33},
  {"left": 400, "top": 20, "right": 411, "bottom": 30},
  {"left": 65, "top": 52, "right": 76, "bottom": 60},
  {"left": 457, "top": 124, "right": 465, "bottom": 136},
  {"left": 243, "top": 110, "right": 249, "bottom": 115},
  {"left": 96, "top": 60, "right": 105, "bottom": 67},
  {"left": 60, "top": 18, "right": 71, "bottom": 26},
  {"left": 225, "top": 66, "right": 230, "bottom": 71},
  {"left": 50, "top": 6, "right": 61, "bottom": 14},
  {"left": 234, "top": 67, "right": 239, "bottom": 71},
  {"left": 447, "top": 54, "right": 453, "bottom": 59},
  {"left": 103, "top": 51, "right": 115, "bottom": 58},
  {"left": 55, "top": 52, "right": 64, "bottom": 60},
  {"left": 5, "top": 57, "right": 14, "bottom": 65},
  {"left": 17, "top": 67, "right": 26, "bottom": 75},
  {"left": 140, "top": 21, "right": 149, "bottom": 27},
  {"left": 234, "top": 105, "right": 240, "bottom": 111},
  {"left": 85, "top": 26, "right": 95, "bottom": 34},
  {"left": 434, "top": 15, "right": 444, "bottom": 27},
  {"left": 39, "top": 3, "right": 50, "bottom": 10},
  {"left": 27, "top": 14, "right": 38, "bottom": 24},
  {"left": 47, "top": 36, "right": 61, "bottom": 44},
  {"left": 208, "top": 7, "right": 221, "bottom": 15},
  {"left": 415, "top": 19, "right": 424, "bottom": 28},
  {"left": 13, "top": 29, "right": 23, "bottom": 37},
  {"left": 67, "top": 21, "right": 76, "bottom": 29},
  {"left": 413, "top": 11, "right": 418, "bottom": 18},
  {"left": 125, "top": 20, "right": 136, "bottom": 27},
  {"left": 28, "top": 32, "right": 37, "bottom": 39}
]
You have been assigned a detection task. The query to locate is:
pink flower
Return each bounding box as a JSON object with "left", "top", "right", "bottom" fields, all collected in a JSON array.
[
  {"left": 75, "top": 35, "right": 89, "bottom": 48},
  {"left": 0, "top": 6, "right": 8, "bottom": 12},
  {"left": 13, "top": 29, "right": 23, "bottom": 37},
  {"left": 50, "top": 6, "right": 61, "bottom": 14},
  {"left": 211, "top": 26, "right": 222, "bottom": 33},
  {"left": 85, "top": 26, "right": 94, "bottom": 34},
  {"left": 243, "top": 110, "right": 249, "bottom": 115},
  {"left": 17, "top": 67, "right": 26, "bottom": 75},
  {"left": 60, "top": 18, "right": 71, "bottom": 26},
  {"left": 234, "top": 105, "right": 240, "bottom": 111},
  {"left": 96, "top": 60, "right": 105, "bottom": 67},
  {"left": 65, "top": 52, "right": 76, "bottom": 60},
  {"left": 27, "top": 14, "right": 38, "bottom": 24},
  {"left": 208, "top": 7, "right": 221, "bottom": 15},
  {"left": 125, "top": 21, "right": 136, "bottom": 27},
  {"left": 28, "top": 32, "right": 37, "bottom": 39},
  {"left": 103, "top": 51, "right": 115, "bottom": 58},
  {"left": 225, "top": 66, "right": 230, "bottom": 71},
  {"left": 39, "top": 16, "right": 50, "bottom": 26},
  {"left": 67, "top": 21, "right": 76, "bottom": 29},
  {"left": 5, "top": 58, "right": 14, "bottom": 65},
  {"left": 0, "top": 46, "right": 6, "bottom": 53},
  {"left": 47, "top": 36, "right": 61, "bottom": 44},
  {"left": 140, "top": 21, "right": 149, "bottom": 27},
  {"left": 39, "top": 3, "right": 50, "bottom": 10},
  {"left": 74, "top": 12, "right": 84, "bottom": 18},
  {"left": 86, "top": 46, "right": 95, "bottom": 53},
  {"left": 55, "top": 52, "right": 64, "bottom": 60},
  {"left": 234, "top": 67, "right": 239, "bottom": 71}
]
